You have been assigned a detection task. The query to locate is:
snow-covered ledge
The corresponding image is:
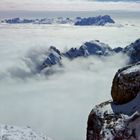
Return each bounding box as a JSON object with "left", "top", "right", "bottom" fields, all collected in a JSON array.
[{"left": 0, "top": 125, "right": 52, "bottom": 140}]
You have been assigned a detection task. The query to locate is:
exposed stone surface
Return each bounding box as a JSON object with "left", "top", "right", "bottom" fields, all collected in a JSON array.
[
  {"left": 87, "top": 63, "right": 140, "bottom": 140},
  {"left": 75, "top": 15, "right": 115, "bottom": 26},
  {"left": 3, "top": 15, "right": 115, "bottom": 26},
  {"left": 39, "top": 40, "right": 113, "bottom": 71},
  {"left": 63, "top": 40, "right": 112, "bottom": 59},
  {"left": 123, "top": 39, "right": 140, "bottom": 64},
  {"left": 39, "top": 46, "right": 62, "bottom": 71},
  {"left": 111, "top": 62, "right": 140, "bottom": 104},
  {"left": 87, "top": 95, "right": 140, "bottom": 140},
  {"left": 39, "top": 39, "right": 140, "bottom": 72}
]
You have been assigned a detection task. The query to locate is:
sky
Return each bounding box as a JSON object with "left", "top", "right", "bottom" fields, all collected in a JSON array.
[{"left": 0, "top": 0, "right": 140, "bottom": 11}]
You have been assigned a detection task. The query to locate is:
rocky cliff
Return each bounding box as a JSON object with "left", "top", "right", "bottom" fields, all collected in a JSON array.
[{"left": 87, "top": 63, "right": 140, "bottom": 140}]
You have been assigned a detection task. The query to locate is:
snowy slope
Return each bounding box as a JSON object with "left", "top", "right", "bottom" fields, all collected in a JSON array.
[{"left": 0, "top": 125, "right": 52, "bottom": 140}]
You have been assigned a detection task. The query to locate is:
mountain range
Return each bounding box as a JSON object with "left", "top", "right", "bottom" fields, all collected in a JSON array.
[
  {"left": 38, "top": 39, "right": 140, "bottom": 72},
  {"left": 1, "top": 15, "right": 115, "bottom": 26}
]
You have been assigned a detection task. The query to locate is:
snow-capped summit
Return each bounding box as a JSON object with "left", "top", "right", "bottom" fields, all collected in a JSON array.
[
  {"left": 39, "top": 46, "right": 61, "bottom": 71},
  {"left": 74, "top": 15, "right": 115, "bottom": 26},
  {"left": 39, "top": 39, "right": 140, "bottom": 71},
  {"left": 64, "top": 40, "right": 112, "bottom": 59},
  {"left": 80, "top": 40, "right": 112, "bottom": 56},
  {"left": 123, "top": 39, "right": 140, "bottom": 64},
  {"left": 39, "top": 40, "right": 113, "bottom": 70}
]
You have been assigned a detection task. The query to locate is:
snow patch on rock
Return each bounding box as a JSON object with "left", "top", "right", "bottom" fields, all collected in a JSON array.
[{"left": 0, "top": 125, "right": 52, "bottom": 140}]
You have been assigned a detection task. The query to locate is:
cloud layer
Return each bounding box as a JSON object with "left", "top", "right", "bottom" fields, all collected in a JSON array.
[{"left": 0, "top": 17, "right": 139, "bottom": 140}]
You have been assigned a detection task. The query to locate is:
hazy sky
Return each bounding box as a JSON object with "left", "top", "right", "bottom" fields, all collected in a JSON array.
[{"left": 0, "top": 0, "right": 140, "bottom": 11}]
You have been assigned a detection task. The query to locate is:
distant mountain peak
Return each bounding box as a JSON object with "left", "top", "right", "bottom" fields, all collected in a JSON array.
[
  {"left": 2, "top": 15, "right": 115, "bottom": 26},
  {"left": 74, "top": 15, "right": 115, "bottom": 26}
]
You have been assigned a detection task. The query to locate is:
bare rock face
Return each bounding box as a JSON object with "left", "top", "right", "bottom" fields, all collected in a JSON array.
[
  {"left": 87, "top": 95, "right": 140, "bottom": 140},
  {"left": 87, "top": 63, "right": 140, "bottom": 140},
  {"left": 111, "top": 62, "right": 140, "bottom": 104},
  {"left": 123, "top": 39, "right": 140, "bottom": 64}
]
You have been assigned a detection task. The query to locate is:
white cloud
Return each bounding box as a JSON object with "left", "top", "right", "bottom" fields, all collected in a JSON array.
[
  {"left": 0, "top": 21, "right": 139, "bottom": 140},
  {"left": 0, "top": 51, "right": 128, "bottom": 140}
]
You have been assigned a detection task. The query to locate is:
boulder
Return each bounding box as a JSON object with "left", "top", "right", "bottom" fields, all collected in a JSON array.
[{"left": 111, "top": 62, "right": 140, "bottom": 104}]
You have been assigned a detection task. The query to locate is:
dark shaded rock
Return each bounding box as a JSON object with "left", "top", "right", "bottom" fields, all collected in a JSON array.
[
  {"left": 87, "top": 95, "right": 140, "bottom": 140},
  {"left": 5, "top": 18, "right": 33, "bottom": 24},
  {"left": 39, "top": 40, "right": 113, "bottom": 71},
  {"left": 111, "top": 62, "right": 140, "bottom": 104},
  {"left": 113, "top": 47, "right": 123, "bottom": 53},
  {"left": 3, "top": 15, "right": 115, "bottom": 26},
  {"left": 39, "top": 39, "right": 140, "bottom": 72},
  {"left": 64, "top": 40, "right": 112, "bottom": 59},
  {"left": 87, "top": 62, "right": 140, "bottom": 140},
  {"left": 75, "top": 15, "right": 115, "bottom": 26},
  {"left": 39, "top": 46, "right": 62, "bottom": 71},
  {"left": 5, "top": 18, "right": 21, "bottom": 24},
  {"left": 63, "top": 47, "right": 84, "bottom": 59},
  {"left": 123, "top": 39, "right": 140, "bottom": 64}
]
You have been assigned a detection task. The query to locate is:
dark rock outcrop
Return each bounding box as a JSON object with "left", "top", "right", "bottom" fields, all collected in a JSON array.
[
  {"left": 39, "top": 46, "right": 62, "bottom": 71},
  {"left": 87, "top": 96, "right": 140, "bottom": 140},
  {"left": 87, "top": 63, "right": 140, "bottom": 140},
  {"left": 3, "top": 15, "right": 115, "bottom": 26},
  {"left": 112, "top": 47, "right": 123, "bottom": 53},
  {"left": 39, "top": 40, "right": 113, "bottom": 71},
  {"left": 111, "top": 62, "right": 140, "bottom": 104},
  {"left": 5, "top": 18, "right": 33, "bottom": 24},
  {"left": 64, "top": 40, "right": 112, "bottom": 59},
  {"left": 39, "top": 39, "right": 140, "bottom": 71},
  {"left": 75, "top": 15, "right": 115, "bottom": 26},
  {"left": 123, "top": 39, "right": 140, "bottom": 64}
]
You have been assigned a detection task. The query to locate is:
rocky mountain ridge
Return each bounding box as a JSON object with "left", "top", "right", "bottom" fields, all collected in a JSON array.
[
  {"left": 38, "top": 39, "right": 140, "bottom": 71},
  {"left": 1, "top": 15, "right": 115, "bottom": 26}
]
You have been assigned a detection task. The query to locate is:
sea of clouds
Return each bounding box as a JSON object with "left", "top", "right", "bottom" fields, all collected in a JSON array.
[{"left": 0, "top": 17, "right": 139, "bottom": 140}]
